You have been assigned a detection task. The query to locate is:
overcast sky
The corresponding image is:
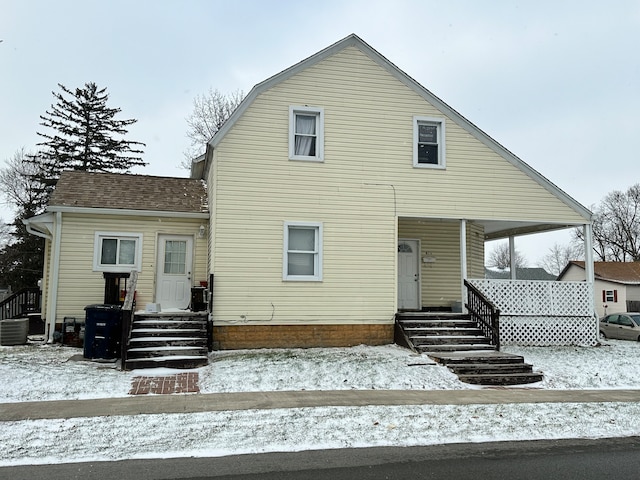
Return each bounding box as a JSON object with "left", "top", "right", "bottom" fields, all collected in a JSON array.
[{"left": 1, "top": 0, "right": 639, "bottom": 266}]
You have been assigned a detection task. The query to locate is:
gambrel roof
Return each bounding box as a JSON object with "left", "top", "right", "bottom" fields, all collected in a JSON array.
[{"left": 194, "top": 33, "right": 591, "bottom": 238}]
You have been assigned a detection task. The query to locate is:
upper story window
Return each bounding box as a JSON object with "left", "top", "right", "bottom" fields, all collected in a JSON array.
[
  {"left": 289, "top": 106, "right": 324, "bottom": 162},
  {"left": 413, "top": 116, "right": 445, "bottom": 169},
  {"left": 283, "top": 221, "right": 323, "bottom": 281},
  {"left": 93, "top": 232, "right": 143, "bottom": 272}
]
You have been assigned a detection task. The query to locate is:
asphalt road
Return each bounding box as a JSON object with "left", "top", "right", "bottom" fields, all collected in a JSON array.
[{"left": 2, "top": 437, "right": 639, "bottom": 480}]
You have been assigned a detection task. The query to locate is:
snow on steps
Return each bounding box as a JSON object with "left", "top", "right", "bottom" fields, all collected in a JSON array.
[
  {"left": 124, "top": 312, "right": 209, "bottom": 370},
  {"left": 395, "top": 312, "right": 543, "bottom": 386}
]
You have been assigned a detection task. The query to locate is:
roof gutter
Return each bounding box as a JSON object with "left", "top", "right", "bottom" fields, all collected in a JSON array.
[
  {"left": 22, "top": 214, "right": 54, "bottom": 240},
  {"left": 47, "top": 206, "right": 209, "bottom": 219}
]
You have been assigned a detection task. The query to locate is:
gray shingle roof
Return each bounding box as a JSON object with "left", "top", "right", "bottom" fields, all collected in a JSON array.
[
  {"left": 484, "top": 267, "right": 556, "bottom": 281},
  {"left": 49, "top": 171, "right": 208, "bottom": 214}
]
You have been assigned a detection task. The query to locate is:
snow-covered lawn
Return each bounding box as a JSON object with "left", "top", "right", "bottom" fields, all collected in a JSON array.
[{"left": 1, "top": 340, "right": 640, "bottom": 466}]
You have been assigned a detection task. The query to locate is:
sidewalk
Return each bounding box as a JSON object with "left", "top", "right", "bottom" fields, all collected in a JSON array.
[{"left": 3, "top": 388, "right": 640, "bottom": 422}]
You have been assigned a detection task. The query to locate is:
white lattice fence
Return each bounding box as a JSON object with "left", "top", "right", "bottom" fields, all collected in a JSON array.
[{"left": 468, "top": 279, "right": 598, "bottom": 346}]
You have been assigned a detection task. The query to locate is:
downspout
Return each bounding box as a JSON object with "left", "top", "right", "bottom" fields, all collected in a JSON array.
[
  {"left": 460, "top": 219, "right": 467, "bottom": 310},
  {"left": 47, "top": 212, "right": 62, "bottom": 343}
]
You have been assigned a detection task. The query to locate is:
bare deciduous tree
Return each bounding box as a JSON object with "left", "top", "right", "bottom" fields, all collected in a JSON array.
[
  {"left": 182, "top": 88, "right": 244, "bottom": 168},
  {"left": 487, "top": 242, "right": 527, "bottom": 270},
  {"left": 0, "top": 147, "right": 47, "bottom": 217},
  {"left": 538, "top": 242, "right": 584, "bottom": 276},
  {"left": 575, "top": 184, "right": 640, "bottom": 261}
]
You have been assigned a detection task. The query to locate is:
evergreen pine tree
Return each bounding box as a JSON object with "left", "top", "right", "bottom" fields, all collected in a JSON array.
[{"left": 32, "top": 82, "right": 146, "bottom": 193}]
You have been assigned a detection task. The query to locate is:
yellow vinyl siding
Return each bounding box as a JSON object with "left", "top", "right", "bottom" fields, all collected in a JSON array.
[
  {"left": 208, "top": 45, "right": 585, "bottom": 324},
  {"left": 53, "top": 214, "right": 207, "bottom": 325},
  {"left": 398, "top": 219, "right": 484, "bottom": 308}
]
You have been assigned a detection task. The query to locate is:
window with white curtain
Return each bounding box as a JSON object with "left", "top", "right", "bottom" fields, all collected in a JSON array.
[
  {"left": 413, "top": 116, "right": 446, "bottom": 168},
  {"left": 283, "top": 221, "right": 323, "bottom": 281},
  {"left": 289, "top": 106, "right": 324, "bottom": 161}
]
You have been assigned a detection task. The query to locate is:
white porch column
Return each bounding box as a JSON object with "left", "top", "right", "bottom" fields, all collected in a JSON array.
[
  {"left": 583, "top": 224, "right": 595, "bottom": 284},
  {"left": 460, "top": 219, "right": 467, "bottom": 308},
  {"left": 509, "top": 236, "right": 516, "bottom": 280}
]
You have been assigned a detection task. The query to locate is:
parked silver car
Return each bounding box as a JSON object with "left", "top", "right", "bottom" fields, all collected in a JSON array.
[{"left": 600, "top": 313, "right": 640, "bottom": 341}]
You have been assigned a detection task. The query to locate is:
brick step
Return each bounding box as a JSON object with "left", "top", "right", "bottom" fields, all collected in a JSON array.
[
  {"left": 410, "top": 335, "right": 491, "bottom": 345},
  {"left": 125, "top": 355, "right": 208, "bottom": 370},
  {"left": 447, "top": 363, "right": 534, "bottom": 375},
  {"left": 457, "top": 372, "right": 544, "bottom": 386}
]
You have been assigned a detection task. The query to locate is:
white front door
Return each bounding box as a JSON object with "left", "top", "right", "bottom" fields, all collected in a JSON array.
[
  {"left": 398, "top": 239, "right": 420, "bottom": 310},
  {"left": 155, "top": 235, "right": 193, "bottom": 310}
]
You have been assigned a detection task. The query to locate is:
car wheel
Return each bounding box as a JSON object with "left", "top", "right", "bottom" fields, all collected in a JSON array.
[{"left": 600, "top": 330, "right": 607, "bottom": 339}]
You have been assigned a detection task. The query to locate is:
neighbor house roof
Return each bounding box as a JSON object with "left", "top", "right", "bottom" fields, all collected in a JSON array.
[
  {"left": 49, "top": 171, "right": 208, "bottom": 214},
  {"left": 196, "top": 33, "right": 592, "bottom": 228},
  {"left": 485, "top": 267, "right": 556, "bottom": 281},
  {"left": 559, "top": 261, "right": 640, "bottom": 285}
]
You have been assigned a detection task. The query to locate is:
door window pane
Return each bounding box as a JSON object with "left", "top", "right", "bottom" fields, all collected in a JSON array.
[{"left": 164, "top": 240, "right": 187, "bottom": 274}]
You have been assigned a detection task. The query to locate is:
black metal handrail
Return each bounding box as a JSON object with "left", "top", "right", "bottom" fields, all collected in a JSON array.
[
  {"left": 120, "top": 270, "right": 138, "bottom": 370},
  {"left": 464, "top": 279, "right": 501, "bottom": 350},
  {"left": 0, "top": 287, "right": 41, "bottom": 320}
]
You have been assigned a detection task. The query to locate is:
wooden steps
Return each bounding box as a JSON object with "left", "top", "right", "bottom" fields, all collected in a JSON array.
[
  {"left": 395, "top": 312, "right": 543, "bottom": 386},
  {"left": 124, "top": 313, "right": 209, "bottom": 370}
]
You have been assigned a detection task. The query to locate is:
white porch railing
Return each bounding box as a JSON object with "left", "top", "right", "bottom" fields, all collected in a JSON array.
[{"left": 467, "top": 279, "right": 598, "bottom": 346}]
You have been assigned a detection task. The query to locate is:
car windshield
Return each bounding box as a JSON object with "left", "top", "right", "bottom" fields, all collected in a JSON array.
[{"left": 631, "top": 315, "right": 640, "bottom": 326}]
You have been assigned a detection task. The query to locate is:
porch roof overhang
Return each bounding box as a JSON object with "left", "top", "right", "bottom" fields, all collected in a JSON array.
[
  {"left": 480, "top": 219, "right": 586, "bottom": 241},
  {"left": 402, "top": 216, "right": 588, "bottom": 241}
]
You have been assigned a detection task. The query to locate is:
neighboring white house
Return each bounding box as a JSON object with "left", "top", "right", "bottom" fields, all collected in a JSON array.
[{"left": 558, "top": 261, "right": 640, "bottom": 317}]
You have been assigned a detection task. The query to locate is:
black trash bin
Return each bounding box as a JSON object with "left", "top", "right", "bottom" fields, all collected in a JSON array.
[{"left": 84, "top": 304, "right": 122, "bottom": 360}]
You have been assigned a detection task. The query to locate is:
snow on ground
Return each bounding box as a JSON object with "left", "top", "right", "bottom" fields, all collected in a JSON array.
[{"left": 1, "top": 340, "right": 640, "bottom": 466}]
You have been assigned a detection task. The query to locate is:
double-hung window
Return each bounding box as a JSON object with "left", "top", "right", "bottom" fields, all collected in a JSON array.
[
  {"left": 603, "top": 290, "right": 617, "bottom": 303},
  {"left": 93, "top": 232, "right": 143, "bottom": 272},
  {"left": 413, "top": 116, "right": 445, "bottom": 168},
  {"left": 283, "top": 222, "right": 323, "bottom": 281},
  {"left": 289, "top": 106, "right": 324, "bottom": 161}
]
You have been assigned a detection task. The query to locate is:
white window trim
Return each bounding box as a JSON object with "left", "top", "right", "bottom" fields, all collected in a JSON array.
[
  {"left": 283, "top": 221, "right": 323, "bottom": 281},
  {"left": 93, "top": 231, "right": 143, "bottom": 272},
  {"left": 413, "top": 116, "right": 446, "bottom": 169},
  {"left": 289, "top": 105, "right": 324, "bottom": 162}
]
